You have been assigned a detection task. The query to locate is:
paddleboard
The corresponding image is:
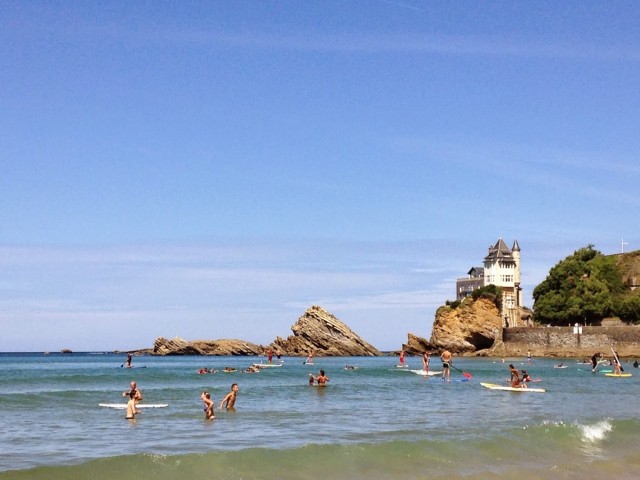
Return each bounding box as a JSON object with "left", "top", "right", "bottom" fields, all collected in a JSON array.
[
  {"left": 599, "top": 369, "right": 613, "bottom": 373},
  {"left": 99, "top": 403, "right": 168, "bottom": 409},
  {"left": 481, "top": 382, "right": 545, "bottom": 393},
  {"left": 604, "top": 373, "right": 632, "bottom": 378},
  {"left": 304, "top": 362, "right": 314, "bottom": 365},
  {"left": 410, "top": 369, "right": 442, "bottom": 376},
  {"left": 396, "top": 365, "right": 408, "bottom": 368},
  {"left": 553, "top": 365, "right": 568, "bottom": 369},
  {"left": 252, "top": 363, "right": 283, "bottom": 368}
]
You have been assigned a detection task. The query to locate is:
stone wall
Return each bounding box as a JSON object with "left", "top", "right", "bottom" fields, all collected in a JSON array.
[{"left": 497, "top": 326, "right": 640, "bottom": 357}]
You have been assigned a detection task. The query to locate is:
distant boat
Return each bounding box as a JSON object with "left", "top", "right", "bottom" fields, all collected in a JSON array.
[{"left": 60, "top": 349, "right": 72, "bottom": 354}]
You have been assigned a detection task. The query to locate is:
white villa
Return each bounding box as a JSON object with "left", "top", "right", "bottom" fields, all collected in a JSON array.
[{"left": 456, "top": 238, "right": 523, "bottom": 327}]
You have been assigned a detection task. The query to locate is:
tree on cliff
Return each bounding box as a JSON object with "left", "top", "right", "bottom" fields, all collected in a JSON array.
[{"left": 533, "top": 245, "right": 626, "bottom": 325}]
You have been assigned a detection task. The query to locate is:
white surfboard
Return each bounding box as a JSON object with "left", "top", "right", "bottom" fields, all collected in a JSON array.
[
  {"left": 481, "top": 382, "right": 545, "bottom": 393},
  {"left": 99, "top": 403, "right": 169, "bottom": 409},
  {"left": 253, "top": 363, "right": 283, "bottom": 368},
  {"left": 409, "top": 369, "right": 442, "bottom": 376}
]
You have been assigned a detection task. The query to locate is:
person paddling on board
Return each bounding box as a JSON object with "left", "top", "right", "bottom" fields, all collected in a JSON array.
[
  {"left": 422, "top": 351, "right": 430, "bottom": 376},
  {"left": 305, "top": 351, "right": 314, "bottom": 365},
  {"left": 590, "top": 353, "right": 601, "bottom": 372},
  {"left": 399, "top": 349, "right": 405, "bottom": 367},
  {"left": 125, "top": 353, "right": 133, "bottom": 368},
  {"left": 613, "top": 350, "right": 623, "bottom": 375},
  {"left": 441, "top": 350, "right": 452, "bottom": 382}
]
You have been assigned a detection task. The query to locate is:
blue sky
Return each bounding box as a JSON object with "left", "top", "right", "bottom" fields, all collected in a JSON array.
[{"left": 1, "top": 1, "right": 638, "bottom": 352}]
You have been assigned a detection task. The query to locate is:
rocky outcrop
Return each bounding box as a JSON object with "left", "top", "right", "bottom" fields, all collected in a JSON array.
[
  {"left": 270, "top": 305, "right": 381, "bottom": 356},
  {"left": 402, "top": 333, "right": 432, "bottom": 356},
  {"left": 152, "top": 336, "right": 263, "bottom": 356},
  {"left": 429, "top": 297, "right": 502, "bottom": 354}
]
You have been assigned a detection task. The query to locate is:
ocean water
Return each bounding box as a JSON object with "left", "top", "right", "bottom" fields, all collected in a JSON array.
[{"left": 1, "top": 353, "right": 639, "bottom": 479}]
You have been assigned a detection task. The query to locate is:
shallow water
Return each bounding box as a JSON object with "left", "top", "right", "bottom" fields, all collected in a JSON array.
[{"left": 1, "top": 353, "right": 638, "bottom": 479}]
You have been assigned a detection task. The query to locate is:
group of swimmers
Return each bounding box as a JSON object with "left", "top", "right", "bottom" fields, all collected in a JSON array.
[{"left": 121, "top": 380, "right": 239, "bottom": 421}]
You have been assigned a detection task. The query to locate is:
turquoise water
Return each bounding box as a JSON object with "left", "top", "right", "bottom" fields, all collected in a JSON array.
[{"left": 1, "top": 353, "right": 639, "bottom": 479}]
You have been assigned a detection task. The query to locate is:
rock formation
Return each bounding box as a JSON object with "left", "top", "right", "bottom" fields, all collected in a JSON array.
[
  {"left": 402, "top": 333, "right": 432, "bottom": 356},
  {"left": 152, "top": 336, "right": 263, "bottom": 356},
  {"left": 429, "top": 297, "right": 502, "bottom": 354},
  {"left": 270, "top": 305, "right": 381, "bottom": 356}
]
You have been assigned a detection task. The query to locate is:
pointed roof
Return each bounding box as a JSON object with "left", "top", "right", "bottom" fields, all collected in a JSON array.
[
  {"left": 484, "top": 238, "right": 513, "bottom": 261},
  {"left": 512, "top": 239, "right": 521, "bottom": 252}
]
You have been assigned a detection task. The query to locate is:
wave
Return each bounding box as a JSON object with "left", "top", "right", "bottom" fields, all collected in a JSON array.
[{"left": 2, "top": 418, "right": 639, "bottom": 480}]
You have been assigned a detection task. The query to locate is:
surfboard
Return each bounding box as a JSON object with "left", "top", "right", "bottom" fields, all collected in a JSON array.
[
  {"left": 252, "top": 363, "right": 283, "bottom": 368},
  {"left": 604, "top": 373, "right": 632, "bottom": 377},
  {"left": 99, "top": 403, "right": 169, "bottom": 409},
  {"left": 410, "top": 369, "right": 442, "bottom": 376},
  {"left": 481, "top": 382, "right": 545, "bottom": 393},
  {"left": 553, "top": 365, "right": 568, "bottom": 369}
]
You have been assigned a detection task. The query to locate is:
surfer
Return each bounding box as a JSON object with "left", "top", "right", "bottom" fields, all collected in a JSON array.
[
  {"left": 590, "top": 352, "right": 602, "bottom": 372},
  {"left": 509, "top": 364, "right": 522, "bottom": 388},
  {"left": 219, "top": 383, "right": 239, "bottom": 410},
  {"left": 440, "top": 350, "right": 452, "bottom": 382},
  {"left": 613, "top": 350, "right": 623, "bottom": 375},
  {"left": 125, "top": 390, "right": 140, "bottom": 420},
  {"left": 399, "top": 349, "right": 405, "bottom": 367},
  {"left": 305, "top": 351, "right": 314, "bottom": 365},
  {"left": 201, "top": 391, "right": 215, "bottom": 419},
  {"left": 311, "top": 369, "right": 329, "bottom": 386},
  {"left": 422, "top": 351, "right": 430, "bottom": 375},
  {"left": 122, "top": 381, "right": 142, "bottom": 401},
  {"left": 126, "top": 353, "right": 133, "bottom": 368}
]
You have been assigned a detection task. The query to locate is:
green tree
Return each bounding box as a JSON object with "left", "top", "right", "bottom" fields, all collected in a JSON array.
[{"left": 533, "top": 245, "right": 622, "bottom": 325}]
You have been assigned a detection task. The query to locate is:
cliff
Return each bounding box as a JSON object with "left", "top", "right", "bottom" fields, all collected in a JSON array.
[
  {"left": 270, "top": 305, "right": 381, "bottom": 356},
  {"left": 429, "top": 297, "right": 502, "bottom": 354}
]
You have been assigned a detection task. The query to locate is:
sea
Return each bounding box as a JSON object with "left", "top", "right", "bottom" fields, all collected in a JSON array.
[{"left": 1, "top": 353, "right": 639, "bottom": 480}]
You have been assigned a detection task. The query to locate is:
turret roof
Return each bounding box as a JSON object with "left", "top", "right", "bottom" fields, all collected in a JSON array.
[{"left": 484, "top": 238, "right": 514, "bottom": 261}]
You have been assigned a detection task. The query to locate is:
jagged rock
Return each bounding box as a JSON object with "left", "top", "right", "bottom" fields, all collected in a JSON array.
[
  {"left": 153, "top": 337, "right": 206, "bottom": 355},
  {"left": 403, "top": 333, "right": 432, "bottom": 356},
  {"left": 429, "top": 298, "right": 502, "bottom": 354},
  {"left": 190, "top": 339, "right": 264, "bottom": 356},
  {"left": 270, "top": 305, "right": 381, "bottom": 356},
  {"left": 152, "top": 337, "right": 264, "bottom": 356}
]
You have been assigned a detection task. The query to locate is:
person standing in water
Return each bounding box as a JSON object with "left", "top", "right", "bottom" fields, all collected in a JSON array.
[
  {"left": 201, "top": 391, "right": 215, "bottom": 420},
  {"left": 311, "top": 370, "right": 329, "bottom": 386},
  {"left": 219, "top": 383, "right": 239, "bottom": 410},
  {"left": 440, "top": 349, "right": 452, "bottom": 382},
  {"left": 122, "top": 381, "right": 142, "bottom": 402},
  {"left": 125, "top": 390, "right": 140, "bottom": 420}
]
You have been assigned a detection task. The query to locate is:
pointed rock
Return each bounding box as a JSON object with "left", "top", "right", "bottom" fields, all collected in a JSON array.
[{"left": 271, "top": 305, "right": 381, "bottom": 356}]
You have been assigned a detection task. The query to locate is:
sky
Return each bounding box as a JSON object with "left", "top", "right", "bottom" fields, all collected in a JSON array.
[{"left": 1, "top": 1, "right": 638, "bottom": 352}]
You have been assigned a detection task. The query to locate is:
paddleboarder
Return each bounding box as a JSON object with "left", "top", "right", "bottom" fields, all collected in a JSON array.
[
  {"left": 422, "top": 351, "right": 430, "bottom": 375},
  {"left": 441, "top": 350, "right": 452, "bottom": 382}
]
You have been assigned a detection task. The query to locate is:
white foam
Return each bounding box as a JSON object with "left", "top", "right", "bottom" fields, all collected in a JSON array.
[{"left": 578, "top": 419, "right": 613, "bottom": 443}]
